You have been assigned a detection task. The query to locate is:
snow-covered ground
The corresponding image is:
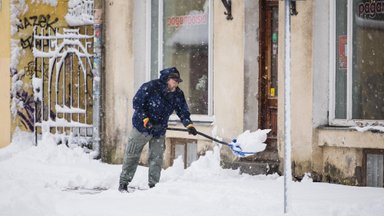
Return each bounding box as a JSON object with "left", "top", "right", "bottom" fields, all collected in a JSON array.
[{"left": 0, "top": 131, "right": 383, "bottom": 216}]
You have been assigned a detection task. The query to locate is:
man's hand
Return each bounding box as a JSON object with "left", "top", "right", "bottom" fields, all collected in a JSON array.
[{"left": 186, "top": 124, "right": 198, "bottom": 136}]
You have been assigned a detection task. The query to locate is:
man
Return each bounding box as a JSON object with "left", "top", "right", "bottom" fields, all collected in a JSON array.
[{"left": 118, "top": 67, "right": 198, "bottom": 192}]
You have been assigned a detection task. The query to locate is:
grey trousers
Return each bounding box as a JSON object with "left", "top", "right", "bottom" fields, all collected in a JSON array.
[{"left": 119, "top": 127, "right": 165, "bottom": 186}]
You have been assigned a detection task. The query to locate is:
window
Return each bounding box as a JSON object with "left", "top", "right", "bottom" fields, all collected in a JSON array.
[
  {"left": 148, "top": 0, "right": 213, "bottom": 118},
  {"left": 170, "top": 138, "right": 198, "bottom": 168},
  {"left": 364, "top": 150, "right": 384, "bottom": 187},
  {"left": 330, "top": 0, "right": 384, "bottom": 125}
]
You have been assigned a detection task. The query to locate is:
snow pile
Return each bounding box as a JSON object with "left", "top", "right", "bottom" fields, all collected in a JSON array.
[
  {"left": 353, "top": 125, "right": 384, "bottom": 133},
  {"left": 1, "top": 131, "right": 384, "bottom": 216},
  {"left": 65, "top": 0, "right": 94, "bottom": 26},
  {"left": 235, "top": 129, "right": 270, "bottom": 153}
]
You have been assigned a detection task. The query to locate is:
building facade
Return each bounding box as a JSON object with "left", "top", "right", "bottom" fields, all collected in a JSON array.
[
  {"left": 2, "top": 0, "right": 384, "bottom": 187},
  {"left": 0, "top": 0, "right": 11, "bottom": 148}
]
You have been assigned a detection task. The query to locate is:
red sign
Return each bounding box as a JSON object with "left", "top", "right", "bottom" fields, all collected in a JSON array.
[
  {"left": 167, "top": 14, "right": 208, "bottom": 27},
  {"left": 338, "top": 35, "right": 347, "bottom": 70}
]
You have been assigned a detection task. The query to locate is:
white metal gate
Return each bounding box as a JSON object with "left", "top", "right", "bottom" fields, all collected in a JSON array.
[{"left": 33, "top": 27, "right": 94, "bottom": 147}]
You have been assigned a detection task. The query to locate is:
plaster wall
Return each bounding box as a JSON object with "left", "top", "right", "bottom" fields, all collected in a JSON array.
[
  {"left": 0, "top": 0, "right": 11, "bottom": 148},
  {"left": 278, "top": 1, "right": 314, "bottom": 177},
  {"left": 103, "top": 0, "right": 134, "bottom": 163},
  {"left": 311, "top": 0, "right": 330, "bottom": 176},
  {"left": 318, "top": 128, "right": 383, "bottom": 184},
  {"left": 318, "top": 128, "right": 384, "bottom": 149},
  {"left": 213, "top": 0, "right": 245, "bottom": 141},
  {"left": 244, "top": 0, "right": 260, "bottom": 131},
  {"left": 322, "top": 146, "right": 363, "bottom": 185}
]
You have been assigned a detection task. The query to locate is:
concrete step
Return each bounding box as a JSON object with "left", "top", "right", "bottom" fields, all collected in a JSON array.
[{"left": 221, "top": 160, "right": 279, "bottom": 175}]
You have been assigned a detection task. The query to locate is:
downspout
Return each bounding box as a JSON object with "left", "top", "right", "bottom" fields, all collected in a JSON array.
[
  {"left": 92, "top": 0, "right": 104, "bottom": 158},
  {"left": 284, "top": 0, "right": 292, "bottom": 214}
]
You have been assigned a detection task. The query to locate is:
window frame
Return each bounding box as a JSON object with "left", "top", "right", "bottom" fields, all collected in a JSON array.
[
  {"left": 146, "top": 0, "right": 214, "bottom": 122},
  {"left": 329, "top": 0, "right": 384, "bottom": 126}
]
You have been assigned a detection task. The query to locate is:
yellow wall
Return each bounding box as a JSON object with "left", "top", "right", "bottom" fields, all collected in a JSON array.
[
  {"left": 213, "top": 0, "right": 245, "bottom": 161},
  {"left": 278, "top": 1, "right": 314, "bottom": 176},
  {"left": 0, "top": 0, "right": 11, "bottom": 148},
  {"left": 10, "top": 1, "right": 69, "bottom": 135}
]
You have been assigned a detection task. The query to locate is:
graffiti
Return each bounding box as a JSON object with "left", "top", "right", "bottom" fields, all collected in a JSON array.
[
  {"left": 17, "top": 14, "right": 59, "bottom": 32},
  {"left": 20, "top": 32, "right": 53, "bottom": 50},
  {"left": 16, "top": 91, "right": 35, "bottom": 131},
  {"left": 24, "top": 60, "right": 49, "bottom": 79},
  {"left": 20, "top": 35, "right": 34, "bottom": 50},
  {"left": 18, "top": 14, "right": 59, "bottom": 50},
  {"left": 10, "top": 69, "right": 35, "bottom": 131}
]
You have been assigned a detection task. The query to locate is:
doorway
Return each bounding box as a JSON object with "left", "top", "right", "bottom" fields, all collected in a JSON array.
[{"left": 259, "top": 0, "right": 278, "bottom": 151}]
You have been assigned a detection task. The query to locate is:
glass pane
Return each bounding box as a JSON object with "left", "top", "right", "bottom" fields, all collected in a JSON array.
[
  {"left": 366, "top": 153, "right": 384, "bottom": 187},
  {"left": 270, "top": 7, "right": 278, "bottom": 97},
  {"left": 352, "top": 0, "right": 384, "bottom": 120},
  {"left": 151, "top": 0, "right": 159, "bottom": 79},
  {"left": 335, "top": 0, "right": 348, "bottom": 119},
  {"left": 163, "top": 0, "right": 209, "bottom": 115},
  {"left": 174, "top": 144, "right": 185, "bottom": 167},
  {"left": 186, "top": 142, "right": 197, "bottom": 167}
]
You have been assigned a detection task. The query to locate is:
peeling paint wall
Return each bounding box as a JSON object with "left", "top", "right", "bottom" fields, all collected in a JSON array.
[{"left": 323, "top": 146, "right": 363, "bottom": 185}]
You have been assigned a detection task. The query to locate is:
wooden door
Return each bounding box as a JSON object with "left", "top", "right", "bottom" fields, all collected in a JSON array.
[{"left": 259, "top": 0, "right": 278, "bottom": 149}]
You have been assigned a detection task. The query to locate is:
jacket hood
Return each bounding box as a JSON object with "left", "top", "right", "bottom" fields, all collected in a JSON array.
[{"left": 159, "top": 67, "right": 180, "bottom": 82}]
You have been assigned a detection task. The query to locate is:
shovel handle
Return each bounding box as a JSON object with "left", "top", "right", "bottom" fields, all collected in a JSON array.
[{"left": 166, "top": 127, "right": 230, "bottom": 146}]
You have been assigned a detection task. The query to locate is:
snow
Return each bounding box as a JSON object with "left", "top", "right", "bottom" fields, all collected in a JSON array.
[
  {"left": 65, "top": 0, "right": 94, "bottom": 26},
  {"left": 10, "top": 40, "right": 21, "bottom": 69},
  {"left": 1, "top": 131, "right": 384, "bottom": 216},
  {"left": 31, "top": 0, "right": 58, "bottom": 7},
  {"left": 10, "top": 0, "right": 27, "bottom": 36},
  {"left": 236, "top": 129, "right": 269, "bottom": 153},
  {"left": 32, "top": 75, "right": 43, "bottom": 101},
  {"left": 353, "top": 125, "right": 384, "bottom": 133},
  {"left": 10, "top": 72, "right": 25, "bottom": 117}
]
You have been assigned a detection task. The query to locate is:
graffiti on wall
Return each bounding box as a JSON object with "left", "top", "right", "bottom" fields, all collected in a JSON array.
[
  {"left": 10, "top": 0, "right": 95, "bottom": 140},
  {"left": 17, "top": 14, "right": 59, "bottom": 50},
  {"left": 10, "top": 68, "right": 36, "bottom": 132}
]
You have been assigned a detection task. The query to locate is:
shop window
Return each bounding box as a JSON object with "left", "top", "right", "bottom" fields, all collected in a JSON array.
[
  {"left": 330, "top": 0, "right": 384, "bottom": 125},
  {"left": 149, "top": 0, "right": 213, "bottom": 118}
]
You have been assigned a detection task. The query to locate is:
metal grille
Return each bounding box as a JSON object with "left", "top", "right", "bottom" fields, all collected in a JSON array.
[
  {"left": 33, "top": 27, "right": 94, "bottom": 147},
  {"left": 367, "top": 153, "right": 384, "bottom": 187}
]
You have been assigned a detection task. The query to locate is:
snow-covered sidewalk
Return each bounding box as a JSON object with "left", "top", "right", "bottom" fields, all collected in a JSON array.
[{"left": 0, "top": 131, "right": 383, "bottom": 216}]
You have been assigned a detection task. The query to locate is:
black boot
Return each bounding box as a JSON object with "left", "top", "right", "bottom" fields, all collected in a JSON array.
[
  {"left": 118, "top": 183, "right": 128, "bottom": 192},
  {"left": 148, "top": 184, "right": 155, "bottom": 188}
]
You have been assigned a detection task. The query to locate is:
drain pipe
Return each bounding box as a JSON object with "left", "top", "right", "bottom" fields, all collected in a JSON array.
[
  {"left": 92, "top": 0, "right": 104, "bottom": 158},
  {"left": 283, "top": 0, "right": 292, "bottom": 214}
]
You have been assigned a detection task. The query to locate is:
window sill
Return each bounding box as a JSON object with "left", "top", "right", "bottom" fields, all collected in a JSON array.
[
  {"left": 168, "top": 114, "right": 214, "bottom": 126},
  {"left": 317, "top": 126, "right": 384, "bottom": 149}
]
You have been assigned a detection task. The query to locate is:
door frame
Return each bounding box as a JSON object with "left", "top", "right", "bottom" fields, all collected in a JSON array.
[{"left": 258, "top": 0, "right": 279, "bottom": 143}]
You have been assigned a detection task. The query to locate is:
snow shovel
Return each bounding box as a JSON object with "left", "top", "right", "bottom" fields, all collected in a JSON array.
[{"left": 166, "top": 127, "right": 257, "bottom": 157}]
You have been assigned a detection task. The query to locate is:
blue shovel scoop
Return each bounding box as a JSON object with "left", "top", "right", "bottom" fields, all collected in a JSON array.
[{"left": 166, "top": 127, "right": 257, "bottom": 157}]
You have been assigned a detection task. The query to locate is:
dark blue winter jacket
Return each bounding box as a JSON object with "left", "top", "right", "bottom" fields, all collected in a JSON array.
[{"left": 132, "top": 67, "right": 193, "bottom": 138}]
